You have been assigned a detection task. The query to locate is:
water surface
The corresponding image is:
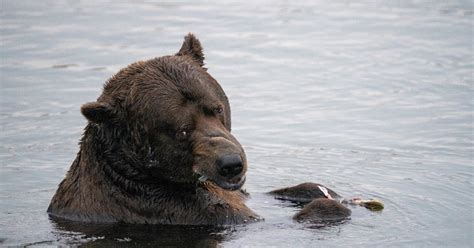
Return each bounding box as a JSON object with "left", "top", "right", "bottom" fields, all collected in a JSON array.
[{"left": 1, "top": 0, "right": 473, "bottom": 247}]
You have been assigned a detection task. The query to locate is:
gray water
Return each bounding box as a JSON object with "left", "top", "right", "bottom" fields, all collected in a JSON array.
[{"left": 1, "top": 0, "right": 473, "bottom": 247}]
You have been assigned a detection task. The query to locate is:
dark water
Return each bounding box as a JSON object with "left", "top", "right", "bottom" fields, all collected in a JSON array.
[{"left": 1, "top": 0, "right": 473, "bottom": 247}]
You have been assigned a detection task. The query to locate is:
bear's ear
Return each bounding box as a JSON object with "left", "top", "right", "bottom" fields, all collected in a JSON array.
[
  {"left": 176, "top": 33, "right": 205, "bottom": 67},
  {"left": 81, "top": 101, "right": 114, "bottom": 123}
]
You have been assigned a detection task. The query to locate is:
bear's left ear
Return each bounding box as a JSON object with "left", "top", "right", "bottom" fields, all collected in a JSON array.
[
  {"left": 81, "top": 101, "right": 114, "bottom": 124},
  {"left": 176, "top": 33, "right": 205, "bottom": 67}
]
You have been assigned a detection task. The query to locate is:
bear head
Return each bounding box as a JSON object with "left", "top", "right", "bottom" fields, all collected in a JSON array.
[{"left": 80, "top": 33, "right": 247, "bottom": 191}]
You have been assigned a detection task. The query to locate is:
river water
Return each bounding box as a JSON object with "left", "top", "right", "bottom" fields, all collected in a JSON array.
[{"left": 1, "top": 0, "right": 472, "bottom": 247}]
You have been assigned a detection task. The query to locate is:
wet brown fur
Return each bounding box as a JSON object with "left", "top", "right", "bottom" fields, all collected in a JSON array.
[
  {"left": 269, "top": 182, "right": 341, "bottom": 203},
  {"left": 293, "top": 198, "right": 351, "bottom": 222},
  {"left": 48, "top": 34, "right": 260, "bottom": 225},
  {"left": 269, "top": 183, "right": 351, "bottom": 222}
]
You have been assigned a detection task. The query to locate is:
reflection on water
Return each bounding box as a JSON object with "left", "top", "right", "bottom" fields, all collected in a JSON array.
[
  {"left": 1, "top": 0, "right": 472, "bottom": 247},
  {"left": 49, "top": 217, "right": 230, "bottom": 247}
]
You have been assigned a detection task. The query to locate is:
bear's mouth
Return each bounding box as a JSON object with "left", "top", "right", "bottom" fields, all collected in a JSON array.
[{"left": 198, "top": 174, "right": 246, "bottom": 191}]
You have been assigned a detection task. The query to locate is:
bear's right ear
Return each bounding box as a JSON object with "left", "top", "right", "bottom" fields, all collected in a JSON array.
[
  {"left": 176, "top": 33, "right": 205, "bottom": 67},
  {"left": 81, "top": 101, "right": 114, "bottom": 123}
]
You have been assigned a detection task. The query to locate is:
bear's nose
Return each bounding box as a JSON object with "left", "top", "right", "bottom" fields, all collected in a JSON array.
[{"left": 216, "top": 154, "right": 243, "bottom": 178}]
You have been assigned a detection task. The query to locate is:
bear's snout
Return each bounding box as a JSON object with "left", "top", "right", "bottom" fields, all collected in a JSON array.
[
  {"left": 217, "top": 154, "right": 243, "bottom": 178},
  {"left": 192, "top": 133, "right": 247, "bottom": 191}
]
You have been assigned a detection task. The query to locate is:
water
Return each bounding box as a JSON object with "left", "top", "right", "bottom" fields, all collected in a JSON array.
[{"left": 1, "top": 0, "right": 472, "bottom": 247}]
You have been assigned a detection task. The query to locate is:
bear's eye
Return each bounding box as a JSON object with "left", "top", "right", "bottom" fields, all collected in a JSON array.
[
  {"left": 176, "top": 129, "right": 189, "bottom": 140},
  {"left": 215, "top": 106, "right": 223, "bottom": 114}
]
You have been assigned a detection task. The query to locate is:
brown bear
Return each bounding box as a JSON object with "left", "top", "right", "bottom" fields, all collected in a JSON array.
[{"left": 47, "top": 33, "right": 261, "bottom": 225}]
